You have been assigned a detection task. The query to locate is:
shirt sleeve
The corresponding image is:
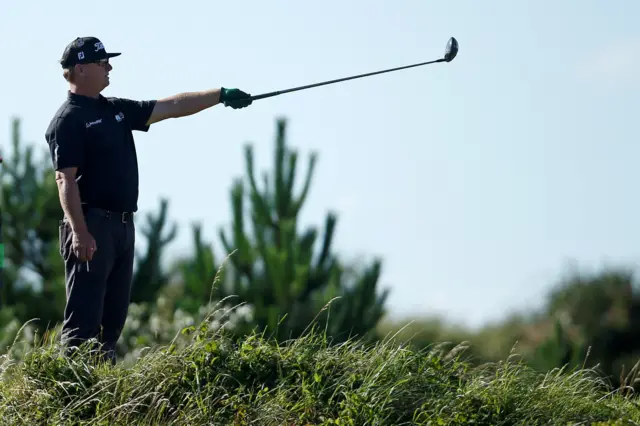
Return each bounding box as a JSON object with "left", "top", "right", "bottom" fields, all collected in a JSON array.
[
  {"left": 111, "top": 98, "right": 157, "bottom": 132},
  {"left": 45, "top": 114, "right": 86, "bottom": 171}
]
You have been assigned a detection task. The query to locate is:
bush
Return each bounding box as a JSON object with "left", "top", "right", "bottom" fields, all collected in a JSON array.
[{"left": 0, "top": 312, "right": 638, "bottom": 425}]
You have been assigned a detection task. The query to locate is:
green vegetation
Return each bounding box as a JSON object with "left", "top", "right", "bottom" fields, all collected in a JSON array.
[
  {"left": 3, "top": 115, "right": 640, "bottom": 423},
  {"left": 1, "top": 317, "right": 639, "bottom": 425}
]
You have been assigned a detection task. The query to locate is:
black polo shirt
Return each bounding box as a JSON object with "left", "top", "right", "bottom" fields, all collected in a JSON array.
[{"left": 45, "top": 92, "right": 156, "bottom": 213}]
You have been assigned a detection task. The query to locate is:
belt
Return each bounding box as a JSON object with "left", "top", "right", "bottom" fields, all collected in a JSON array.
[{"left": 83, "top": 206, "right": 135, "bottom": 223}]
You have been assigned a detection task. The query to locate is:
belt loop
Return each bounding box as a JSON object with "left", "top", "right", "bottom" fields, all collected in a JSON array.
[{"left": 121, "top": 212, "right": 133, "bottom": 223}]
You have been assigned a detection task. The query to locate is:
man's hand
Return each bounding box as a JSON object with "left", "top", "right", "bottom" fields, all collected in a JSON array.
[
  {"left": 220, "top": 88, "right": 253, "bottom": 109},
  {"left": 72, "top": 229, "right": 97, "bottom": 262}
]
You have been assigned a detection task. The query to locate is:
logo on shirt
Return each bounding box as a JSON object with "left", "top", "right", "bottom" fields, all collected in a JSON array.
[
  {"left": 86, "top": 119, "right": 102, "bottom": 128},
  {"left": 115, "top": 112, "right": 124, "bottom": 122}
]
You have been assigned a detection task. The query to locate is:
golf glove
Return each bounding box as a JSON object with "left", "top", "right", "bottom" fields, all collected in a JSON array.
[{"left": 220, "top": 87, "right": 252, "bottom": 109}]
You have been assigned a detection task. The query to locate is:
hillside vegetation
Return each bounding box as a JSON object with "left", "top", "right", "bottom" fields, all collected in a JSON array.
[
  {"left": 4, "top": 117, "right": 640, "bottom": 425},
  {"left": 0, "top": 319, "right": 638, "bottom": 426}
]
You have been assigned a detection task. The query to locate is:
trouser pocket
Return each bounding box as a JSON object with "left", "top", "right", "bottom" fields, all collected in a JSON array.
[
  {"left": 59, "top": 221, "right": 64, "bottom": 257},
  {"left": 59, "top": 220, "right": 69, "bottom": 258}
]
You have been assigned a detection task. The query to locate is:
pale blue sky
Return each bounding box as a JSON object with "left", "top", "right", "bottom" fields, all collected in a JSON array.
[{"left": 1, "top": 1, "right": 639, "bottom": 328}]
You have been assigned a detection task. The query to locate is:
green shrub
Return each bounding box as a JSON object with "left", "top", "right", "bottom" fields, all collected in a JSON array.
[{"left": 0, "top": 314, "right": 639, "bottom": 425}]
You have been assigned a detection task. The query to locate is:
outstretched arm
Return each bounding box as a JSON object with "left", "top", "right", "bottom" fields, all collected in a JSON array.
[{"left": 146, "top": 87, "right": 252, "bottom": 126}]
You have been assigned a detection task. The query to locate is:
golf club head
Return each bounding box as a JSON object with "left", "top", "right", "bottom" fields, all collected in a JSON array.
[{"left": 444, "top": 37, "right": 458, "bottom": 62}]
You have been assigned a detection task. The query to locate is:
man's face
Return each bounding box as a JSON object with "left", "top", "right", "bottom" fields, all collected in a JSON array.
[{"left": 76, "top": 59, "right": 113, "bottom": 92}]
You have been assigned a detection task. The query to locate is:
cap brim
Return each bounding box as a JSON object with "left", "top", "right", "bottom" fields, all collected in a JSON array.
[{"left": 106, "top": 52, "right": 121, "bottom": 58}]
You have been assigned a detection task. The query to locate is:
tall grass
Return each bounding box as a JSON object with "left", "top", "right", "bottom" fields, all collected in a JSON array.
[{"left": 0, "top": 313, "right": 638, "bottom": 425}]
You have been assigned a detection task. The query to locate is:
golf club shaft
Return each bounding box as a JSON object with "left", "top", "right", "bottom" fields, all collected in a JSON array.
[{"left": 248, "top": 57, "right": 446, "bottom": 101}]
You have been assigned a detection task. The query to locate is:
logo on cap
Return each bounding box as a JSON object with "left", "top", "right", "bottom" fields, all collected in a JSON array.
[{"left": 59, "top": 37, "right": 121, "bottom": 68}]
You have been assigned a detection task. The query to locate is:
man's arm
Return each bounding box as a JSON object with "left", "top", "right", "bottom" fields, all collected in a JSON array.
[
  {"left": 55, "top": 168, "right": 96, "bottom": 261},
  {"left": 145, "top": 87, "right": 252, "bottom": 126},
  {"left": 146, "top": 88, "right": 221, "bottom": 125},
  {"left": 55, "top": 167, "right": 87, "bottom": 233},
  {"left": 45, "top": 114, "right": 96, "bottom": 261}
]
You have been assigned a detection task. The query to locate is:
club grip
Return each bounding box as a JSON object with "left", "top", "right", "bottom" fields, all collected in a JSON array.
[{"left": 248, "top": 92, "right": 281, "bottom": 101}]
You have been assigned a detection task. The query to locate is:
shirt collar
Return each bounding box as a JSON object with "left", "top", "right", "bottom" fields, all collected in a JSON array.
[{"left": 67, "top": 91, "right": 107, "bottom": 106}]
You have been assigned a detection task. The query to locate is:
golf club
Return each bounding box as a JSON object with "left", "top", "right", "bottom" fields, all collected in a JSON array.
[{"left": 247, "top": 37, "right": 458, "bottom": 102}]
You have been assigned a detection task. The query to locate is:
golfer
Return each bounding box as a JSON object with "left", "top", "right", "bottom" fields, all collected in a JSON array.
[{"left": 45, "top": 36, "right": 252, "bottom": 364}]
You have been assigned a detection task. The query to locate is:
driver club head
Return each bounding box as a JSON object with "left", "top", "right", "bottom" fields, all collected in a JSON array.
[{"left": 444, "top": 37, "right": 459, "bottom": 62}]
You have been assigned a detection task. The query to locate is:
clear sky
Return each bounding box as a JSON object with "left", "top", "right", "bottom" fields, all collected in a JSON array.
[{"left": 1, "top": 0, "right": 639, "bottom": 328}]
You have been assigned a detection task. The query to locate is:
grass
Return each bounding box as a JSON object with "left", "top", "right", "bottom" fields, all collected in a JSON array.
[{"left": 0, "top": 318, "right": 639, "bottom": 425}]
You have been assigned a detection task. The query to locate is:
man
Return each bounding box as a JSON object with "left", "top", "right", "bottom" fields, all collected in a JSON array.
[{"left": 45, "top": 36, "right": 252, "bottom": 364}]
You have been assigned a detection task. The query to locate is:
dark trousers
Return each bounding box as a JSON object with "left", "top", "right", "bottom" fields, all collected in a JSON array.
[{"left": 59, "top": 207, "right": 135, "bottom": 364}]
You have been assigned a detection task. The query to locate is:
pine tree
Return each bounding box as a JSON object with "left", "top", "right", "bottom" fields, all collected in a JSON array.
[
  {"left": 130, "top": 197, "right": 178, "bottom": 304},
  {"left": 0, "top": 136, "right": 4, "bottom": 313},
  {"left": 0, "top": 117, "right": 67, "bottom": 328},
  {"left": 173, "top": 223, "right": 220, "bottom": 314},
  {"left": 212, "top": 117, "right": 389, "bottom": 343}
]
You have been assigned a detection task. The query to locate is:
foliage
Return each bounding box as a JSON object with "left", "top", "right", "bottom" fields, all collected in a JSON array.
[
  {"left": 380, "top": 267, "right": 640, "bottom": 392},
  {"left": 529, "top": 268, "right": 640, "bottom": 389},
  {"left": 0, "top": 117, "right": 66, "bottom": 329},
  {"left": 178, "top": 118, "right": 390, "bottom": 344},
  {"left": 4, "top": 112, "right": 640, "bottom": 419},
  {"left": 0, "top": 115, "right": 390, "bottom": 354},
  {"left": 0, "top": 318, "right": 638, "bottom": 425},
  {"left": 130, "top": 197, "right": 178, "bottom": 304}
]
